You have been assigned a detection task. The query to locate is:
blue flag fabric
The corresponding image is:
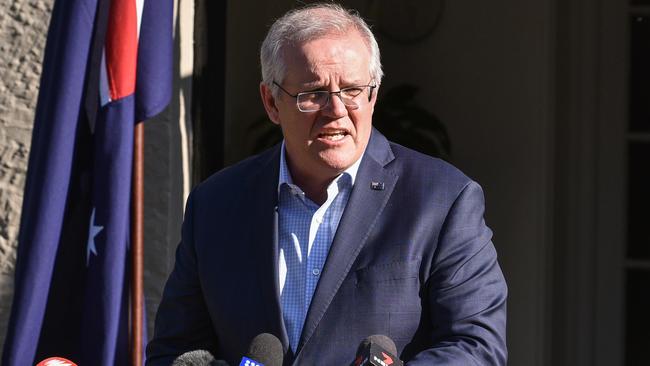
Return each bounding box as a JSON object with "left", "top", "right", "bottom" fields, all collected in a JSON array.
[{"left": 2, "top": 0, "right": 172, "bottom": 365}]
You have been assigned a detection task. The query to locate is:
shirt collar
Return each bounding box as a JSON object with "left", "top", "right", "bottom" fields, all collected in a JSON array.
[{"left": 277, "top": 140, "right": 363, "bottom": 195}]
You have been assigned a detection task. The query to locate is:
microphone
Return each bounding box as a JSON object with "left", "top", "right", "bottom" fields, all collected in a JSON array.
[
  {"left": 352, "top": 335, "right": 403, "bottom": 366},
  {"left": 172, "top": 350, "right": 230, "bottom": 366},
  {"left": 238, "top": 333, "right": 283, "bottom": 366},
  {"left": 36, "top": 357, "right": 78, "bottom": 366}
]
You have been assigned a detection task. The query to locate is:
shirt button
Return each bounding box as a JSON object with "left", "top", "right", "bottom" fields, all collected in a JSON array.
[{"left": 312, "top": 268, "right": 320, "bottom": 276}]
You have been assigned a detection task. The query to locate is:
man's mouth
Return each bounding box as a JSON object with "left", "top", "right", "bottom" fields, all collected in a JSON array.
[{"left": 318, "top": 131, "right": 348, "bottom": 141}]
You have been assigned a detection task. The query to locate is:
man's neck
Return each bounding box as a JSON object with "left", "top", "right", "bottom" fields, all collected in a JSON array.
[
  {"left": 290, "top": 172, "right": 335, "bottom": 205},
  {"left": 279, "top": 143, "right": 363, "bottom": 205}
]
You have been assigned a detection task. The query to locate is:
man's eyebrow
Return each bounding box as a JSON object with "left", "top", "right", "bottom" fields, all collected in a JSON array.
[
  {"left": 343, "top": 80, "right": 368, "bottom": 87},
  {"left": 299, "top": 81, "right": 325, "bottom": 89},
  {"left": 300, "top": 79, "right": 368, "bottom": 90},
  {"left": 345, "top": 78, "right": 367, "bottom": 85}
]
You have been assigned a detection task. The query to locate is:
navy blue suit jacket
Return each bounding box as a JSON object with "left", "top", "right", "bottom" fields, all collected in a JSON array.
[{"left": 146, "top": 129, "right": 507, "bottom": 365}]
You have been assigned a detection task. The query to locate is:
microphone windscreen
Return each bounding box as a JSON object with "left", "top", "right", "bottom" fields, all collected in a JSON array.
[
  {"left": 246, "top": 333, "right": 283, "bottom": 366},
  {"left": 171, "top": 350, "right": 229, "bottom": 366},
  {"left": 366, "top": 334, "right": 398, "bottom": 355},
  {"left": 353, "top": 334, "right": 403, "bottom": 366}
]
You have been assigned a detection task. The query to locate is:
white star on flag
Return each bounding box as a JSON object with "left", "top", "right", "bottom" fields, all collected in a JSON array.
[{"left": 86, "top": 207, "right": 104, "bottom": 266}]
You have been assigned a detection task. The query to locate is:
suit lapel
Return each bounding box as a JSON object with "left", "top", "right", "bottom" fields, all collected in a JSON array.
[
  {"left": 297, "top": 130, "right": 398, "bottom": 352},
  {"left": 244, "top": 146, "right": 290, "bottom": 350}
]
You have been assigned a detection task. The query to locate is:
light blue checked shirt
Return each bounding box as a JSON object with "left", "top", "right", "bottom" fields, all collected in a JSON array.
[{"left": 277, "top": 143, "right": 361, "bottom": 352}]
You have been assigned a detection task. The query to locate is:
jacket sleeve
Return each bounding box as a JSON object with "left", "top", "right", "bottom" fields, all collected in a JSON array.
[
  {"left": 408, "top": 181, "right": 508, "bottom": 365},
  {"left": 146, "top": 191, "right": 219, "bottom": 365}
]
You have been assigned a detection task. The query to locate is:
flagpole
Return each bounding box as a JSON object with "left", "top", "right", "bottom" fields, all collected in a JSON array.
[{"left": 131, "top": 121, "right": 144, "bottom": 366}]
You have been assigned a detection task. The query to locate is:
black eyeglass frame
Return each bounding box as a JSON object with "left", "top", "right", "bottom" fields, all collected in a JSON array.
[{"left": 272, "top": 81, "right": 377, "bottom": 112}]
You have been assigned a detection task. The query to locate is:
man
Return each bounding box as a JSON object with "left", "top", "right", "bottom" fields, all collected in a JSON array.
[{"left": 147, "top": 3, "right": 507, "bottom": 365}]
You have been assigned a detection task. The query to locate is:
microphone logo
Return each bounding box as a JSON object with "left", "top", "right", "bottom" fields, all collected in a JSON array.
[
  {"left": 36, "top": 357, "right": 78, "bottom": 366},
  {"left": 371, "top": 354, "right": 393, "bottom": 366},
  {"left": 239, "top": 356, "right": 264, "bottom": 366},
  {"left": 354, "top": 355, "right": 364, "bottom": 366}
]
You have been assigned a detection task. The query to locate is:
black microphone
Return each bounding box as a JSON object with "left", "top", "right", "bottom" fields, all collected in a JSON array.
[
  {"left": 238, "top": 333, "right": 283, "bottom": 366},
  {"left": 171, "top": 349, "right": 230, "bottom": 366},
  {"left": 352, "top": 335, "right": 403, "bottom": 366}
]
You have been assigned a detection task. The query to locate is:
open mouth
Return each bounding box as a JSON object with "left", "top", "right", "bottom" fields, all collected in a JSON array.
[{"left": 318, "top": 131, "right": 348, "bottom": 141}]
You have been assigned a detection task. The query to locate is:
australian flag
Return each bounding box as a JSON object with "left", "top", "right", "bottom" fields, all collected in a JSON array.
[{"left": 2, "top": 0, "right": 172, "bottom": 364}]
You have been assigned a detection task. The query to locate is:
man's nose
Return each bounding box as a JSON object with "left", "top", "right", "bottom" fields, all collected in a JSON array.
[{"left": 322, "top": 92, "right": 348, "bottom": 117}]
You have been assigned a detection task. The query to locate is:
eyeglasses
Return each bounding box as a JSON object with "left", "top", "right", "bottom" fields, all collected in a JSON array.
[{"left": 273, "top": 81, "right": 377, "bottom": 112}]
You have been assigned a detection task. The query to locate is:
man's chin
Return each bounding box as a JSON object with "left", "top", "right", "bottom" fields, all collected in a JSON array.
[{"left": 315, "top": 152, "right": 359, "bottom": 174}]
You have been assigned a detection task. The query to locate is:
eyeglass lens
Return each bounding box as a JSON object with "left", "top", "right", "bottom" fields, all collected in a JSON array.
[{"left": 297, "top": 87, "right": 368, "bottom": 112}]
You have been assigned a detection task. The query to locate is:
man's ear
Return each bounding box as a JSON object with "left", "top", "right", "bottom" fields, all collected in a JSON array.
[{"left": 260, "top": 83, "right": 281, "bottom": 125}]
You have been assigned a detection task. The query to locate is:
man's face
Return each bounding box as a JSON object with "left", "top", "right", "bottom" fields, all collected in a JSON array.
[{"left": 261, "top": 30, "right": 377, "bottom": 183}]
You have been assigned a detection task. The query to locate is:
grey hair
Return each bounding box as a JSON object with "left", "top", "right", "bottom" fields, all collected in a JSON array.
[{"left": 260, "top": 3, "right": 383, "bottom": 96}]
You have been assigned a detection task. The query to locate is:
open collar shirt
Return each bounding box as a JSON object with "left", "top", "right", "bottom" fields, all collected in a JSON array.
[{"left": 277, "top": 142, "right": 362, "bottom": 352}]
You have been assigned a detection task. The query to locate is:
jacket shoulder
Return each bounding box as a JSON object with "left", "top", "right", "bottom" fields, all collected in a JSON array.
[
  {"left": 387, "top": 142, "right": 473, "bottom": 191},
  {"left": 192, "top": 146, "right": 279, "bottom": 195}
]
